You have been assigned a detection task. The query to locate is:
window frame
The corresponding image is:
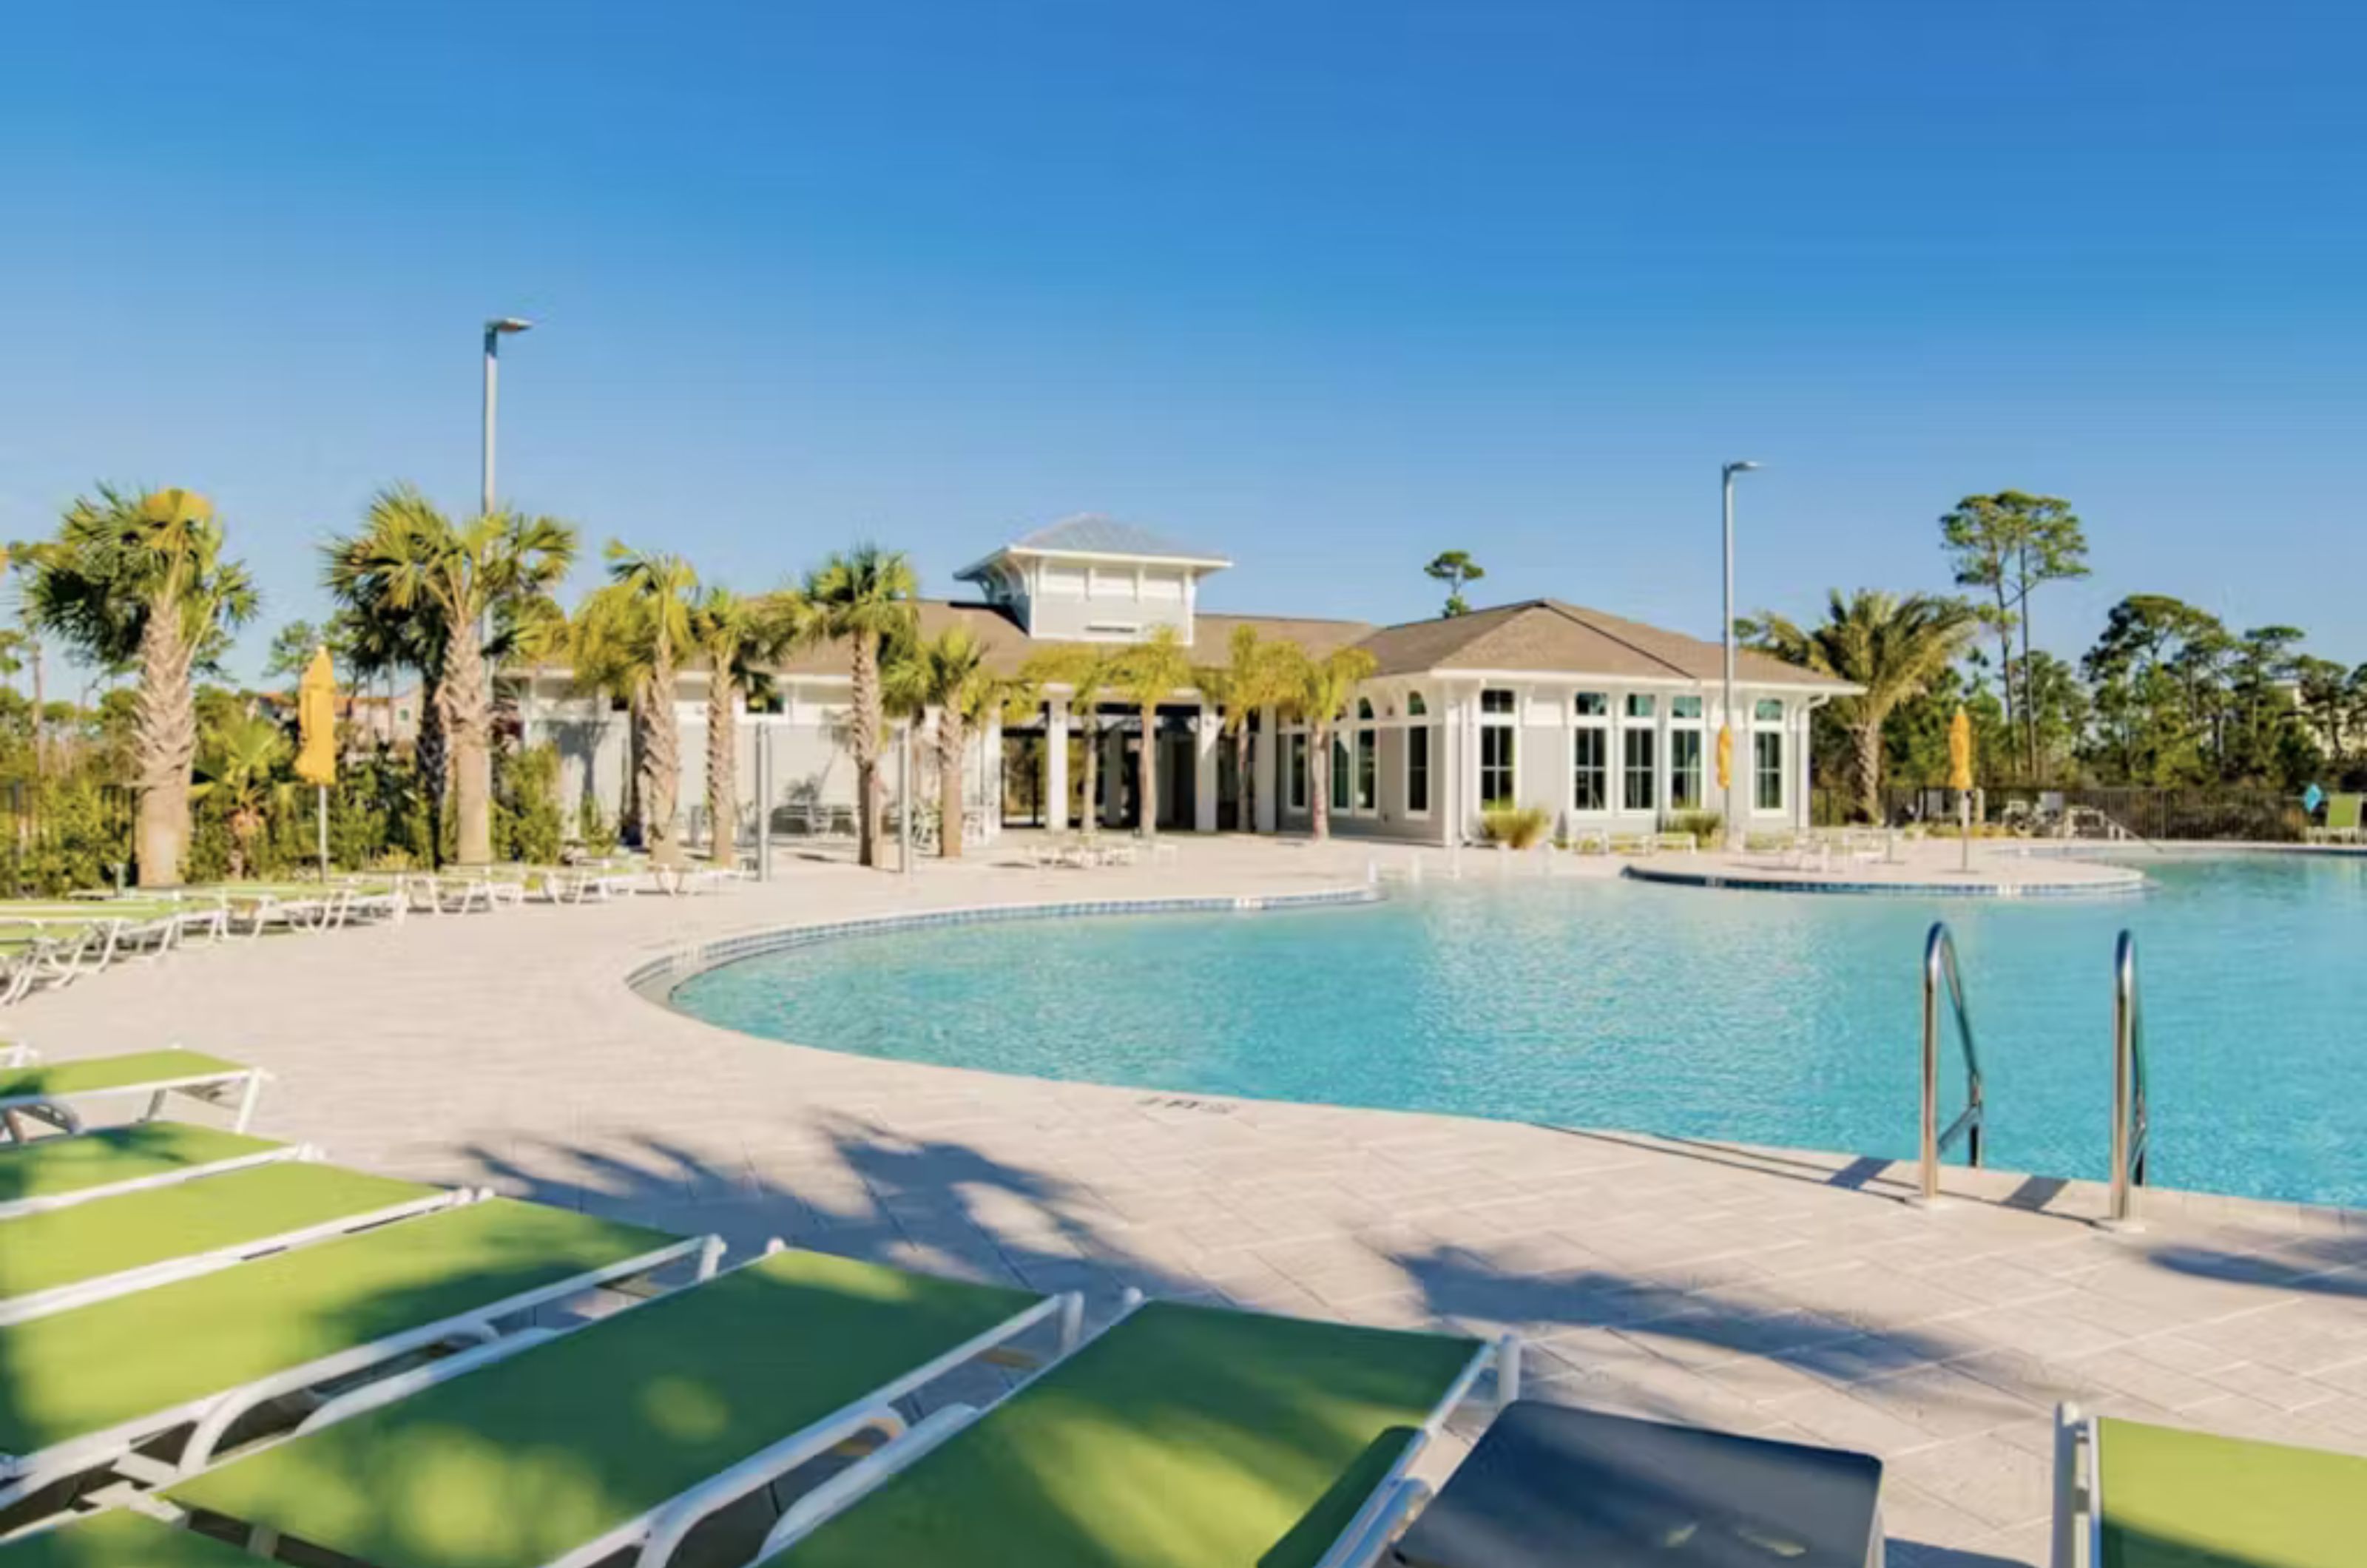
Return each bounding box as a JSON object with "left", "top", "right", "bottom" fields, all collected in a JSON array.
[
  {"left": 1621, "top": 717, "right": 1658, "bottom": 814},
  {"left": 1354, "top": 699, "right": 1377, "bottom": 814},
  {"left": 1404, "top": 692, "right": 1430, "bottom": 817},
  {"left": 1479, "top": 689, "right": 1518, "bottom": 808},
  {"left": 1287, "top": 733, "right": 1309, "bottom": 811},
  {"left": 1571, "top": 692, "right": 1610, "bottom": 815}
]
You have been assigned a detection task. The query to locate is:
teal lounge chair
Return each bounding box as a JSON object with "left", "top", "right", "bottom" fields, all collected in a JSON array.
[
  {"left": 0, "top": 1122, "right": 300, "bottom": 1219},
  {"left": 156, "top": 1245, "right": 1077, "bottom": 1568},
  {"left": 0, "top": 1158, "right": 465, "bottom": 1325},
  {"left": 763, "top": 1291, "right": 1519, "bottom": 1568},
  {"left": 0, "top": 1049, "right": 266, "bottom": 1140},
  {"left": 2053, "top": 1402, "right": 2367, "bottom": 1568},
  {"left": 0, "top": 1199, "right": 712, "bottom": 1514}
]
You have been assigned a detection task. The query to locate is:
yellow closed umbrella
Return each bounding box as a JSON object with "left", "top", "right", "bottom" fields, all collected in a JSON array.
[
  {"left": 1948, "top": 705, "right": 1974, "bottom": 869},
  {"left": 295, "top": 646, "right": 337, "bottom": 877}
]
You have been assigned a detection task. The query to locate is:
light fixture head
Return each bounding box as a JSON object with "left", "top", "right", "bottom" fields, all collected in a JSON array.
[
  {"left": 486, "top": 317, "right": 534, "bottom": 335},
  {"left": 1723, "top": 459, "right": 1760, "bottom": 476}
]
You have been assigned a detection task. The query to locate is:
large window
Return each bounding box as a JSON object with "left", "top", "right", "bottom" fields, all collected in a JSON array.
[
  {"left": 1573, "top": 727, "right": 1608, "bottom": 811},
  {"left": 1755, "top": 700, "right": 1786, "bottom": 813},
  {"left": 1479, "top": 689, "right": 1517, "bottom": 805},
  {"left": 1331, "top": 731, "right": 1352, "bottom": 811},
  {"left": 1669, "top": 729, "right": 1704, "bottom": 811},
  {"left": 1622, "top": 725, "right": 1657, "bottom": 812},
  {"left": 1672, "top": 695, "right": 1703, "bottom": 720},
  {"left": 1355, "top": 700, "right": 1377, "bottom": 811},
  {"left": 1287, "top": 734, "right": 1309, "bottom": 810},
  {"left": 1405, "top": 693, "right": 1430, "bottom": 814},
  {"left": 1755, "top": 731, "right": 1784, "bottom": 812}
]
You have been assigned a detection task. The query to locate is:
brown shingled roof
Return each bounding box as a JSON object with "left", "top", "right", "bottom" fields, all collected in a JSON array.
[{"left": 1353, "top": 599, "right": 1852, "bottom": 689}]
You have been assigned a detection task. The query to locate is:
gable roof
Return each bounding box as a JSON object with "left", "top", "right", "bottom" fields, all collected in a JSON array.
[
  {"left": 956, "top": 515, "right": 1232, "bottom": 581},
  {"left": 1353, "top": 599, "right": 1854, "bottom": 691}
]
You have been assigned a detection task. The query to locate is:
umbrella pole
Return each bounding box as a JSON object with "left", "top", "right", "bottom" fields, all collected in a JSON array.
[{"left": 317, "top": 784, "right": 329, "bottom": 882}]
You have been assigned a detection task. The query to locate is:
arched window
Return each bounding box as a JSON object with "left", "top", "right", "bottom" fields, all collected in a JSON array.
[{"left": 1405, "top": 692, "right": 1431, "bottom": 814}]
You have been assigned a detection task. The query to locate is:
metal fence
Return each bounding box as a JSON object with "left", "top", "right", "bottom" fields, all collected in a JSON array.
[{"left": 1814, "top": 784, "right": 2307, "bottom": 842}]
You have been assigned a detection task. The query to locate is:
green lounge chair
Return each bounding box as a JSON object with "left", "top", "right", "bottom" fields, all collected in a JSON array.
[
  {"left": 0, "top": 1509, "right": 260, "bottom": 1568},
  {"left": 0, "top": 1122, "right": 301, "bottom": 1219},
  {"left": 762, "top": 1292, "right": 1519, "bottom": 1568},
  {"left": 157, "top": 1245, "right": 1077, "bottom": 1568},
  {"left": 2053, "top": 1402, "right": 2367, "bottom": 1568},
  {"left": 2306, "top": 792, "right": 2362, "bottom": 845},
  {"left": 0, "top": 1198, "right": 713, "bottom": 1514},
  {"left": 0, "top": 1049, "right": 266, "bottom": 1141},
  {"left": 0, "top": 1158, "right": 465, "bottom": 1325}
]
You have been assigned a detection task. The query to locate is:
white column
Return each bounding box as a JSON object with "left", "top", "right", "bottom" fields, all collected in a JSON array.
[
  {"left": 983, "top": 709, "right": 1004, "bottom": 841},
  {"left": 1255, "top": 706, "right": 1279, "bottom": 832},
  {"left": 1046, "top": 698, "right": 1070, "bottom": 831},
  {"left": 1194, "top": 702, "right": 1219, "bottom": 833}
]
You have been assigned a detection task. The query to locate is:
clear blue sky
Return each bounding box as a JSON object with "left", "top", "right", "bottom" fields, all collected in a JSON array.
[{"left": 2, "top": 1, "right": 2360, "bottom": 683}]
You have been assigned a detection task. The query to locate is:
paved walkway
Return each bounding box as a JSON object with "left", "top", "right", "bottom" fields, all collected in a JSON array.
[{"left": 16, "top": 837, "right": 2367, "bottom": 1567}]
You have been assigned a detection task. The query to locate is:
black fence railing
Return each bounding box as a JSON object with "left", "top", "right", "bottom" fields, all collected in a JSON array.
[{"left": 1814, "top": 784, "right": 2308, "bottom": 842}]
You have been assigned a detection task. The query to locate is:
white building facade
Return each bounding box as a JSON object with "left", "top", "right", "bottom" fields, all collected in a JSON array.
[{"left": 520, "top": 516, "right": 1851, "bottom": 848}]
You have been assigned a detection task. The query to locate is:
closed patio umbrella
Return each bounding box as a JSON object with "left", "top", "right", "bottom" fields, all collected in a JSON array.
[{"left": 295, "top": 646, "right": 337, "bottom": 879}]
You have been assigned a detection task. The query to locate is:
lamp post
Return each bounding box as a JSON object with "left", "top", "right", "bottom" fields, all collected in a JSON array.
[
  {"left": 1721, "top": 460, "right": 1760, "bottom": 852},
  {"left": 481, "top": 317, "right": 533, "bottom": 517}
]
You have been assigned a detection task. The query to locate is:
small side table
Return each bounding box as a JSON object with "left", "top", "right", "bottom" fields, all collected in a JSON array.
[{"left": 1393, "top": 1401, "right": 1885, "bottom": 1567}]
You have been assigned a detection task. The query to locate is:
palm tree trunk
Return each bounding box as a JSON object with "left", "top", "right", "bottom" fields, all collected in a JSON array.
[
  {"left": 1311, "top": 719, "right": 1332, "bottom": 840},
  {"left": 1853, "top": 716, "right": 1884, "bottom": 823},
  {"left": 705, "top": 682, "right": 736, "bottom": 860},
  {"left": 938, "top": 709, "right": 965, "bottom": 860},
  {"left": 132, "top": 598, "right": 197, "bottom": 888},
  {"left": 414, "top": 673, "right": 448, "bottom": 864},
  {"left": 445, "top": 620, "right": 495, "bottom": 867},
  {"left": 640, "top": 646, "right": 681, "bottom": 861},
  {"left": 851, "top": 630, "right": 882, "bottom": 867},
  {"left": 1137, "top": 704, "right": 1158, "bottom": 837}
]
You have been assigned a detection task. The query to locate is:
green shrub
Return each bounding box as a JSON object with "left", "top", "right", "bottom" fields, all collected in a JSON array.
[
  {"left": 496, "top": 743, "right": 564, "bottom": 865},
  {"left": 1667, "top": 809, "right": 1723, "bottom": 844},
  {"left": 1481, "top": 802, "right": 1552, "bottom": 849}
]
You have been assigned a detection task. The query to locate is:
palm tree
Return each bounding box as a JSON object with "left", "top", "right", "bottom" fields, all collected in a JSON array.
[
  {"left": 1022, "top": 643, "right": 1123, "bottom": 832},
  {"left": 323, "top": 486, "right": 575, "bottom": 866},
  {"left": 1286, "top": 645, "right": 1377, "bottom": 841},
  {"left": 687, "top": 587, "right": 794, "bottom": 859},
  {"left": 797, "top": 547, "right": 917, "bottom": 868},
  {"left": 1751, "top": 589, "right": 1976, "bottom": 821},
  {"left": 29, "top": 487, "right": 258, "bottom": 885},
  {"left": 1112, "top": 626, "right": 1195, "bottom": 837},
  {"left": 1198, "top": 626, "right": 1292, "bottom": 832},
  {"left": 192, "top": 713, "right": 291, "bottom": 880},
  {"left": 884, "top": 626, "right": 1028, "bottom": 859},
  {"left": 574, "top": 544, "right": 700, "bottom": 861}
]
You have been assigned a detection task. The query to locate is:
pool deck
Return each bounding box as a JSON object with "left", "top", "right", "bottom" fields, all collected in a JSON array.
[
  {"left": 1619, "top": 837, "right": 2148, "bottom": 896},
  {"left": 15, "top": 834, "right": 2367, "bottom": 1567}
]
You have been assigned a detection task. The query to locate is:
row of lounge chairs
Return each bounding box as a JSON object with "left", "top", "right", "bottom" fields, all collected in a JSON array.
[
  {"left": 4, "top": 1048, "right": 2355, "bottom": 1566},
  {"left": 0, "top": 859, "right": 749, "bottom": 1007}
]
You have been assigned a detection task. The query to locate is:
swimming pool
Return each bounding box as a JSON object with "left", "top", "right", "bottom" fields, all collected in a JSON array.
[{"left": 669, "top": 854, "right": 2367, "bottom": 1209}]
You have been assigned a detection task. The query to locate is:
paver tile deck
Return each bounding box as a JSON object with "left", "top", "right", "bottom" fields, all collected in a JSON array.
[{"left": 13, "top": 836, "right": 2363, "bottom": 1565}]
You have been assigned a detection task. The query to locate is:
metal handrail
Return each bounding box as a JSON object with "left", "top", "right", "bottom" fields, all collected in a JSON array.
[
  {"left": 1920, "top": 922, "right": 1987, "bottom": 1203},
  {"left": 2108, "top": 930, "right": 2150, "bottom": 1224}
]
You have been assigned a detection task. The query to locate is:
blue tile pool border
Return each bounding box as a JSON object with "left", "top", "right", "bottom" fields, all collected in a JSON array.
[{"left": 627, "top": 885, "right": 1385, "bottom": 1001}]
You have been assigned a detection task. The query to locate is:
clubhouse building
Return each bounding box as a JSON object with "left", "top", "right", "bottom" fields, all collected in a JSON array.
[{"left": 525, "top": 516, "right": 1851, "bottom": 848}]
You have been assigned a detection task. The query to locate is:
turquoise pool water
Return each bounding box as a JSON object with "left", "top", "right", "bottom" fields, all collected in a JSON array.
[{"left": 669, "top": 854, "right": 2367, "bottom": 1209}]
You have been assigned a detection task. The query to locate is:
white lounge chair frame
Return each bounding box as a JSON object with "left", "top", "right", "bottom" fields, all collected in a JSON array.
[
  {"left": 752, "top": 1287, "right": 1520, "bottom": 1568},
  {"left": 0, "top": 1176, "right": 475, "bottom": 1326},
  {"left": 0, "top": 1231, "right": 723, "bottom": 1512},
  {"left": 0, "top": 1048, "right": 267, "bottom": 1140},
  {"left": 154, "top": 1238, "right": 1083, "bottom": 1568},
  {"left": 0, "top": 1137, "right": 309, "bottom": 1221}
]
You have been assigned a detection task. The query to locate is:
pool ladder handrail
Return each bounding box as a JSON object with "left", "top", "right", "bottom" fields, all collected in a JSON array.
[
  {"left": 2107, "top": 929, "right": 2150, "bottom": 1226},
  {"left": 1919, "top": 922, "right": 1987, "bottom": 1203}
]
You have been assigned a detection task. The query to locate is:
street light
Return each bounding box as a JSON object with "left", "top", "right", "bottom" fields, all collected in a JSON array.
[
  {"left": 481, "top": 317, "right": 533, "bottom": 518},
  {"left": 1721, "top": 460, "right": 1760, "bottom": 853}
]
